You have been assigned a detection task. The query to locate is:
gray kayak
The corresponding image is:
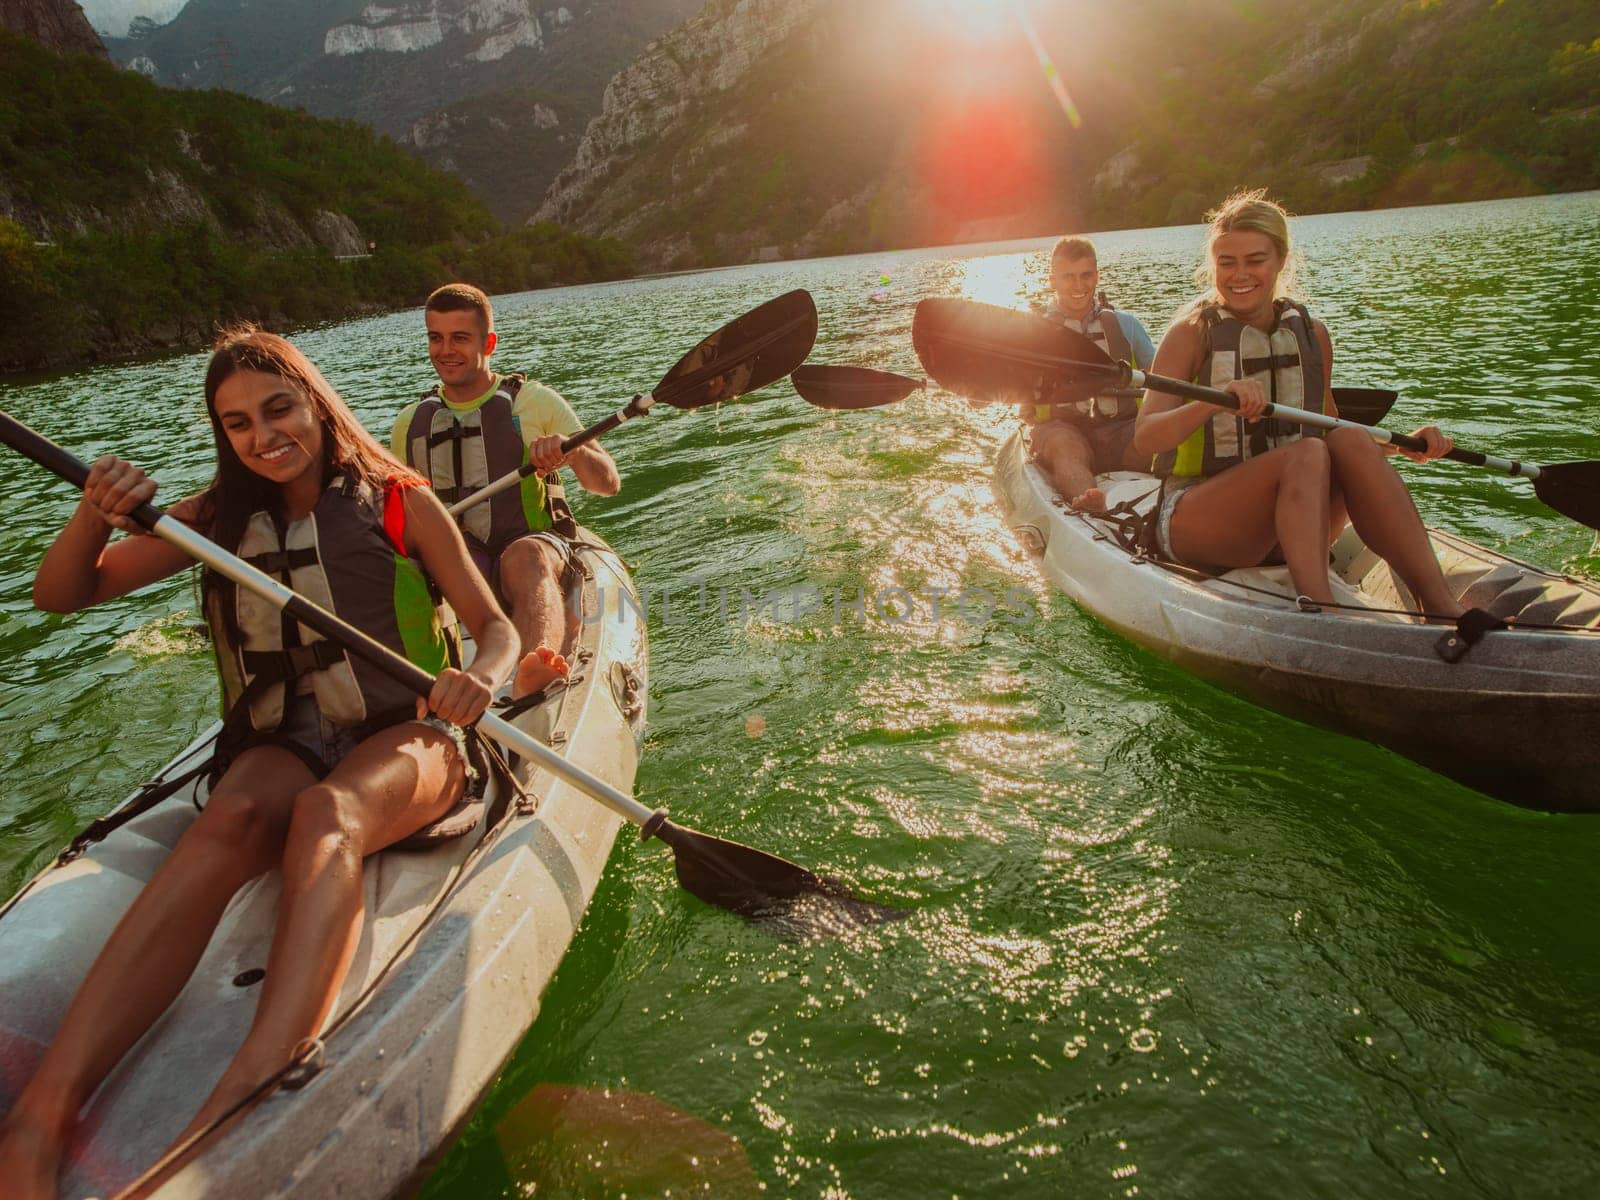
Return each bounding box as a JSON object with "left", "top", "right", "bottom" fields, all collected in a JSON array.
[
  {"left": 993, "top": 428, "right": 1600, "bottom": 811},
  {"left": 0, "top": 533, "right": 647, "bottom": 1198}
]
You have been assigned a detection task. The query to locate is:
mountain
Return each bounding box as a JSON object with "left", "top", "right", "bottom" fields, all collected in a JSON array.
[
  {"left": 0, "top": 26, "right": 631, "bottom": 373},
  {"left": 104, "top": 0, "right": 702, "bottom": 221},
  {"left": 1088, "top": 0, "right": 1600, "bottom": 229},
  {"left": 540, "top": 0, "right": 1600, "bottom": 269},
  {"left": 77, "top": 0, "right": 184, "bottom": 38},
  {"left": 0, "top": 0, "right": 106, "bottom": 55},
  {"left": 537, "top": 0, "right": 1125, "bottom": 267}
]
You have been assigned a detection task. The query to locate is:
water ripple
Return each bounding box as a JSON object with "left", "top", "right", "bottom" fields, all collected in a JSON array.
[{"left": 4, "top": 195, "right": 1600, "bottom": 1199}]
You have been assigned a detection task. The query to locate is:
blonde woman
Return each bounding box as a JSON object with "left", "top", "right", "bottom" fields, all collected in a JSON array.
[{"left": 1132, "top": 190, "right": 1464, "bottom": 615}]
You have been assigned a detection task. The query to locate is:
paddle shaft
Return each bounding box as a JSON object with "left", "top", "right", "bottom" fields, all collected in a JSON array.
[
  {"left": 449, "top": 290, "right": 817, "bottom": 518},
  {"left": 1128, "top": 367, "right": 1547, "bottom": 481},
  {"left": 0, "top": 411, "right": 659, "bottom": 828},
  {"left": 446, "top": 393, "right": 651, "bottom": 517}
]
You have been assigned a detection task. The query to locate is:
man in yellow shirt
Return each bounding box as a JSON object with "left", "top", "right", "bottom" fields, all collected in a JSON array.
[{"left": 392, "top": 283, "right": 620, "bottom": 697}]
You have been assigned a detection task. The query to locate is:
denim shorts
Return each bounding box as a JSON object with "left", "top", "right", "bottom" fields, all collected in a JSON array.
[
  {"left": 211, "top": 695, "right": 473, "bottom": 783},
  {"left": 1151, "top": 480, "right": 1197, "bottom": 565},
  {"left": 469, "top": 531, "right": 575, "bottom": 611}
]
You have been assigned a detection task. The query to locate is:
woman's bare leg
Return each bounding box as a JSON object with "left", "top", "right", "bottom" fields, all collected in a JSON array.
[
  {"left": 1327, "top": 480, "right": 1350, "bottom": 546},
  {"left": 173, "top": 723, "right": 465, "bottom": 1142},
  {"left": 1168, "top": 438, "right": 1337, "bottom": 603},
  {"left": 0, "top": 747, "right": 310, "bottom": 1200},
  {"left": 1324, "top": 426, "right": 1463, "bottom": 616}
]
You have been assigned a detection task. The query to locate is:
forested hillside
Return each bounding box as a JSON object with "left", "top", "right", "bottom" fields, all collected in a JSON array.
[
  {"left": 103, "top": 0, "right": 703, "bottom": 222},
  {"left": 541, "top": 0, "right": 1600, "bottom": 269},
  {"left": 0, "top": 29, "right": 630, "bottom": 373},
  {"left": 1097, "top": 0, "right": 1600, "bottom": 228}
]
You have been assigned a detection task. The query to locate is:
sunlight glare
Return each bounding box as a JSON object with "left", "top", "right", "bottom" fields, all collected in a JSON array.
[
  {"left": 1016, "top": 4, "right": 1083, "bottom": 127},
  {"left": 954, "top": 253, "right": 1032, "bottom": 309},
  {"left": 918, "top": 0, "right": 1017, "bottom": 39}
]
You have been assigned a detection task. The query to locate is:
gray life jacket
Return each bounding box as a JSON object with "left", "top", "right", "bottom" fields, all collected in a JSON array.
[
  {"left": 207, "top": 473, "right": 456, "bottom": 733},
  {"left": 1155, "top": 298, "right": 1326, "bottom": 480},
  {"left": 1036, "top": 295, "right": 1139, "bottom": 422},
  {"left": 402, "top": 373, "right": 578, "bottom": 557}
]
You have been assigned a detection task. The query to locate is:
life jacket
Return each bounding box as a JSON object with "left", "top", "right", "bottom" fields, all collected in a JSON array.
[
  {"left": 1155, "top": 298, "right": 1326, "bottom": 480},
  {"left": 402, "top": 374, "right": 578, "bottom": 558},
  {"left": 206, "top": 473, "right": 457, "bottom": 733},
  {"left": 1032, "top": 295, "right": 1140, "bottom": 423}
]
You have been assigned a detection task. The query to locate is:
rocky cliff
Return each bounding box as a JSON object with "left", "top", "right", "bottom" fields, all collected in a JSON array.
[
  {"left": 103, "top": 0, "right": 702, "bottom": 222},
  {"left": 538, "top": 0, "right": 1600, "bottom": 268},
  {"left": 0, "top": 0, "right": 107, "bottom": 55},
  {"left": 540, "top": 0, "right": 823, "bottom": 242},
  {"left": 77, "top": 0, "right": 184, "bottom": 38},
  {"left": 535, "top": 0, "right": 1104, "bottom": 269}
]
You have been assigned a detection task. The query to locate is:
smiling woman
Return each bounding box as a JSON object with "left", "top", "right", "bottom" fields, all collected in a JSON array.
[{"left": 0, "top": 327, "right": 521, "bottom": 1199}]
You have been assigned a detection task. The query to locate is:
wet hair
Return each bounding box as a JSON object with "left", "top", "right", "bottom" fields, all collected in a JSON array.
[
  {"left": 1193, "top": 187, "right": 1298, "bottom": 301},
  {"left": 198, "top": 324, "right": 420, "bottom": 639},
  {"left": 425, "top": 282, "right": 493, "bottom": 334},
  {"left": 1050, "top": 236, "right": 1097, "bottom": 270}
]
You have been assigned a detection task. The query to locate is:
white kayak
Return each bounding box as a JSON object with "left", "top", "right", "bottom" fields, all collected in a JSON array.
[
  {"left": 0, "top": 533, "right": 646, "bottom": 1198},
  {"left": 993, "top": 428, "right": 1600, "bottom": 811}
]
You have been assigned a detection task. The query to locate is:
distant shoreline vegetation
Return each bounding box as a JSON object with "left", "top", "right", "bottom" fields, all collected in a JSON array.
[
  {"left": 7, "top": 0, "right": 1600, "bottom": 374},
  {"left": 0, "top": 218, "right": 634, "bottom": 376},
  {"left": 0, "top": 31, "right": 632, "bottom": 376},
  {"left": 1092, "top": 112, "right": 1600, "bottom": 237},
  {"left": 1090, "top": 1, "right": 1600, "bottom": 235}
]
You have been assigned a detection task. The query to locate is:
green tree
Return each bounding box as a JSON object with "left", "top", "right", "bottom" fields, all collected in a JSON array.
[{"left": 1369, "top": 119, "right": 1411, "bottom": 176}]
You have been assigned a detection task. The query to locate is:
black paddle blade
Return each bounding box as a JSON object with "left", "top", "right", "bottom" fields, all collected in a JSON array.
[
  {"left": 653, "top": 289, "right": 819, "bottom": 410},
  {"left": 1331, "top": 386, "right": 1399, "bottom": 427},
  {"left": 1532, "top": 461, "right": 1600, "bottom": 530},
  {"left": 911, "top": 297, "right": 1120, "bottom": 407},
  {"left": 790, "top": 364, "right": 923, "bottom": 410},
  {"left": 646, "top": 817, "right": 907, "bottom": 937}
]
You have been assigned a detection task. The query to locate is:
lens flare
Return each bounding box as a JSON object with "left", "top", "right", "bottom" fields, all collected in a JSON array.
[
  {"left": 1016, "top": 5, "right": 1082, "bottom": 128},
  {"left": 918, "top": 0, "right": 1019, "bottom": 39},
  {"left": 918, "top": 0, "right": 1083, "bottom": 130}
]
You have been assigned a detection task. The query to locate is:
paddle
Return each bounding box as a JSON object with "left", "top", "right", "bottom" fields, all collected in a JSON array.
[
  {"left": 447, "top": 289, "right": 819, "bottom": 517},
  {"left": 912, "top": 297, "right": 1097, "bottom": 409},
  {"left": 789, "top": 364, "right": 924, "bottom": 409},
  {"left": 0, "top": 411, "right": 902, "bottom": 930},
  {"left": 1330, "top": 387, "right": 1397, "bottom": 428},
  {"left": 913, "top": 297, "right": 1600, "bottom": 531}
]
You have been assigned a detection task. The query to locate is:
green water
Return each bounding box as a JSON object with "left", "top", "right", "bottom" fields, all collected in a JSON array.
[{"left": 4, "top": 193, "right": 1600, "bottom": 1197}]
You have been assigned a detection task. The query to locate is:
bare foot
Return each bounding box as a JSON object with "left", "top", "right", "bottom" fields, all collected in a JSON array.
[
  {"left": 0, "top": 1112, "right": 66, "bottom": 1200},
  {"left": 1069, "top": 486, "right": 1107, "bottom": 513},
  {"left": 513, "top": 646, "right": 570, "bottom": 699}
]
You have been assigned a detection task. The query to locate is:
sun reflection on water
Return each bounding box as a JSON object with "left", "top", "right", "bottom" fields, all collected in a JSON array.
[{"left": 951, "top": 251, "right": 1036, "bottom": 310}]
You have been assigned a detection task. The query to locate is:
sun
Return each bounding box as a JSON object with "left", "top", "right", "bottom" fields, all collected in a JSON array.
[{"left": 917, "top": 0, "right": 1019, "bottom": 40}]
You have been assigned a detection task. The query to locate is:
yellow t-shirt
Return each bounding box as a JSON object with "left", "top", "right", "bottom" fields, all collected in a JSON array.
[{"left": 390, "top": 374, "right": 581, "bottom": 462}]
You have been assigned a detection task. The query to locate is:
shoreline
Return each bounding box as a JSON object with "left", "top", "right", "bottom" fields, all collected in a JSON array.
[{"left": 8, "top": 187, "right": 1594, "bottom": 383}]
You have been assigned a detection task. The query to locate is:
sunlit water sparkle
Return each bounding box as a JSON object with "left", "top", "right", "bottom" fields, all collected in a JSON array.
[{"left": 2, "top": 193, "right": 1599, "bottom": 1197}]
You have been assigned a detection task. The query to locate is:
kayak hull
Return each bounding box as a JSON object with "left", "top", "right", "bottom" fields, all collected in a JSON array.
[
  {"left": 0, "top": 535, "right": 647, "bottom": 1198},
  {"left": 994, "top": 429, "right": 1600, "bottom": 811}
]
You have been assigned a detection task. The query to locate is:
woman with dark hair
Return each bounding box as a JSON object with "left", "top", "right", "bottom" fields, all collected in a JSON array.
[
  {"left": 1133, "top": 190, "right": 1464, "bottom": 615},
  {"left": 0, "top": 327, "right": 518, "bottom": 1197}
]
